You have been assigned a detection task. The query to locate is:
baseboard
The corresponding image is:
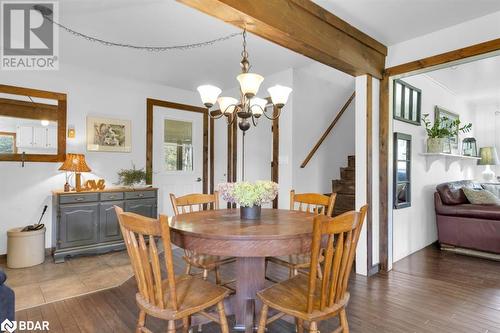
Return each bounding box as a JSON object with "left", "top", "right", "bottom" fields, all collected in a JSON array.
[
  {"left": 441, "top": 245, "right": 500, "bottom": 261},
  {"left": 368, "top": 263, "right": 380, "bottom": 276}
]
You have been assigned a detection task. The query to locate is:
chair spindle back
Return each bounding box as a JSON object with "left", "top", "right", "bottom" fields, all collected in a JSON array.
[
  {"left": 290, "top": 190, "right": 336, "bottom": 216},
  {"left": 170, "top": 191, "right": 219, "bottom": 215},
  {"left": 306, "top": 205, "right": 368, "bottom": 313},
  {"left": 115, "top": 206, "right": 177, "bottom": 311}
]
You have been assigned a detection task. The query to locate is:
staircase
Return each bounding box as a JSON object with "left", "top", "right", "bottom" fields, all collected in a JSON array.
[{"left": 331, "top": 155, "right": 355, "bottom": 216}]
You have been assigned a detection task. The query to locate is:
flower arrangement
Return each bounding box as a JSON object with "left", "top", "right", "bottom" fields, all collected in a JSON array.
[{"left": 218, "top": 181, "right": 278, "bottom": 207}]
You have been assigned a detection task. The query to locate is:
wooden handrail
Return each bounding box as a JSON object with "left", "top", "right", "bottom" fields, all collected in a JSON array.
[{"left": 300, "top": 92, "right": 355, "bottom": 168}]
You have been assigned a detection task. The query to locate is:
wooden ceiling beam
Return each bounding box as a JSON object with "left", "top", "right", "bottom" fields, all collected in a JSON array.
[{"left": 177, "top": 0, "right": 386, "bottom": 79}]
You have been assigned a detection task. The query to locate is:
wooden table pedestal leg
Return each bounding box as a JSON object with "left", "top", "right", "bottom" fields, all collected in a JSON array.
[{"left": 233, "top": 257, "right": 266, "bottom": 331}]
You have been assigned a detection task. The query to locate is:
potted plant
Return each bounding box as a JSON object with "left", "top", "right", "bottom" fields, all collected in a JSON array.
[
  {"left": 422, "top": 114, "right": 472, "bottom": 153},
  {"left": 116, "top": 164, "right": 148, "bottom": 188},
  {"left": 219, "top": 181, "right": 278, "bottom": 220}
]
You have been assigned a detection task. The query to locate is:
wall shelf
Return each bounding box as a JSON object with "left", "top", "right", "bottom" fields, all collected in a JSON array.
[{"left": 420, "top": 153, "right": 480, "bottom": 172}]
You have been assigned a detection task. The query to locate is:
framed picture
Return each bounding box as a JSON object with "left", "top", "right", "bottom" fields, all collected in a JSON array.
[
  {"left": 87, "top": 117, "right": 131, "bottom": 152},
  {"left": 0, "top": 131, "right": 16, "bottom": 154},
  {"left": 434, "top": 106, "right": 459, "bottom": 153}
]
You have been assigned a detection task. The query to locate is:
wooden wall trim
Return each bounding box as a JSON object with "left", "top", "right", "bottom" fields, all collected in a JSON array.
[
  {"left": 145, "top": 98, "right": 210, "bottom": 195},
  {"left": 177, "top": 0, "right": 386, "bottom": 78},
  {"left": 0, "top": 84, "right": 66, "bottom": 100},
  {"left": 271, "top": 107, "right": 279, "bottom": 209},
  {"left": 210, "top": 117, "right": 215, "bottom": 194},
  {"left": 385, "top": 38, "right": 500, "bottom": 76},
  {"left": 379, "top": 75, "right": 390, "bottom": 272}
]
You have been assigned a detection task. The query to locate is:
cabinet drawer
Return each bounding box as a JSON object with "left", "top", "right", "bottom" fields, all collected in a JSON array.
[
  {"left": 101, "top": 192, "right": 124, "bottom": 201},
  {"left": 60, "top": 193, "right": 99, "bottom": 204},
  {"left": 124, "top": 191, "right": 156, "bottom": 200}
]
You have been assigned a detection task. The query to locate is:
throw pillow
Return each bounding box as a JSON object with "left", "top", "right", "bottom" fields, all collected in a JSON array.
[
  {"left": 462, "top": 187, "right": 500, "bottom": 205},
  {"left": 482, "top": 184, "right": 500, "bottom": 199}
]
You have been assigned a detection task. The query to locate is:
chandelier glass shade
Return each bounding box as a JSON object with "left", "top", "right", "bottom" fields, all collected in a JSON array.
[{"left": 197, "top": 30, "right": 292, "bottom": 132}]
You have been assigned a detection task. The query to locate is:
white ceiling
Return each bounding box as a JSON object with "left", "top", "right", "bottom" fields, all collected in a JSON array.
[
  {"left": 53, "top": 0, "right": 500, "bottom": 92},
  {"left": 425, "top": 55, "right": 500, "bottom": 109},
  {"left": 313, "top": 0, "right": 500, "bottom": 46},
  {"left": 57, "top": 0, "right": 313, "bottom": 90}
]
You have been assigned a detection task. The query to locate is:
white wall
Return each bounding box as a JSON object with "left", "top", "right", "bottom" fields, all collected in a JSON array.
[
  {"left": 473, "top": 104, "right": 500, "bottom": 178},
  {"left": 0, "top": 64, "right": 201, "bottom": 254},
  {"left": 392, "top": 74, "right": 476, "bottom": 263},
  {"left": 292, "top": 65, "right": 355, "bottom": 195}
]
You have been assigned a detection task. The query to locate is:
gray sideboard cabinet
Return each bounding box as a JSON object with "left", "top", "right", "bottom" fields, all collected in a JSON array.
[{"left": 52, "top": 187, "right": 158, "bottom": 263}]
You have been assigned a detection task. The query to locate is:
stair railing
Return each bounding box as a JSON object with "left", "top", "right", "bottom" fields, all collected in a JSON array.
[{"left": 300, "top": 91, "right": 355, "bottom": 168}]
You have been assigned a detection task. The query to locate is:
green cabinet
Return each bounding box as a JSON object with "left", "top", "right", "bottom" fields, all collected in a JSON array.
[{"left": 53, "top": 188, "right": 157, "bottom": 263}]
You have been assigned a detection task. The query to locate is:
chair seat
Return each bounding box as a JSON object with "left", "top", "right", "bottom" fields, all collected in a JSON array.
[
  {"left": 136, "top": 275, "right": 229, "bottom": 320},
  {"left": 184, "top": 253, "right": 236, "bottom": 269},
  {"left": 257, "top": 274, "right": 349, "bottom": 321}
]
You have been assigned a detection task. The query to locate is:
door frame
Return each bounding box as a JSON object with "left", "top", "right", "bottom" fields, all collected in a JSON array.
[
  {"left": 379, "top": 38, "right": 500, "bottom": 272},
  {"left": 146, "top": 98, "right": 210, "bottom": 195}
]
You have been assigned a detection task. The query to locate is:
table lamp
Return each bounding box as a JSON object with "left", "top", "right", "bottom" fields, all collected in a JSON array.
[
  {"left": 477, "top": 147, "right": 499, "bottom": 182},
  {"left": 59, "top": 153, "right": 91, "bottom": 192}
]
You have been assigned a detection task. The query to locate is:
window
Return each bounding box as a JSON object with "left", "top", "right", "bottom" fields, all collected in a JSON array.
[
  {"left": 393, "top": 79, "right": 421, "bottom": 125},
  {"left": 0, "top": 132, "right": 16, "bottom": 154},
  {"left": 394, "top": 132, "right": 411, "bottom": 209},
  {"left": 164, "top": 119, "right": 193, "bottom": 172}
]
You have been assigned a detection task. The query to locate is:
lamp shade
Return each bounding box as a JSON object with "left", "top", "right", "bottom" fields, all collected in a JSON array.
[
  {"left": 197, "top": 85, "right": 221, "bottom": 107},
  {"left": 59, "top": 153, "right": 91, "bottom": 172},
  {"left": 477, "top": 147, "right": 499, "bottom": 166},
  {"left": 217, "top": 97, "right": 238, "bottom": 115},
  {"left": 250, "top": 97, "right": 267, "bottom": 116},
  {"left": 237, "top": 73, "right": 264, "bottom": 97},
  {"left": 268, "top": 85, "right": 292, "bottom": 107}
]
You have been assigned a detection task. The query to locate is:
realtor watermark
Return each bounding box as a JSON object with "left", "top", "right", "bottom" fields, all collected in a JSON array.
[
  {"left": 1, "top": 1, "right": 59, "bottom": 70},
  {"left": 1, "top": 318, "right": 50, "bottom": 332}
]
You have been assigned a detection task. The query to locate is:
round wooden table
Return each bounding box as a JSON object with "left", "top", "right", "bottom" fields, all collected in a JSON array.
[{"left": 170, "top": 208, "right": 314, "bottom": 331}]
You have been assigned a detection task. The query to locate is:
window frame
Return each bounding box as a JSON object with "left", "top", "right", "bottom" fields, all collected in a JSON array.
[
  {"left": 393, "top": 132, "right": 412, "bottom": 209},
  {"left": 393, "top": 79, "right": 421, "bottom": 126}
]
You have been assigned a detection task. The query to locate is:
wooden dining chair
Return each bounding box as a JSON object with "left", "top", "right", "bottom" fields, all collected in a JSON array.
[
  {"left": 266, "top": 190, "right": 336, "bottom": 281},
  {"left": 257, "top": 206, "right": 367, "bottom": 333},
  {"left": 170, "top": 192, "right": 236, "bottom": 285},
  {"left": 114, "top": 206, "right": 230, "bottom": 333}
]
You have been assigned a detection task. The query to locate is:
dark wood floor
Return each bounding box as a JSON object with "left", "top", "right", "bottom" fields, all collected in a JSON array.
[{"left": 15, "top": 244, "right": 500, "bottom": 333}]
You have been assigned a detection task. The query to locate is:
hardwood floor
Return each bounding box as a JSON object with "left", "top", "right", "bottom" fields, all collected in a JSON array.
[{"left": 14, "top": 244, "right": 500, "bottom": 333}]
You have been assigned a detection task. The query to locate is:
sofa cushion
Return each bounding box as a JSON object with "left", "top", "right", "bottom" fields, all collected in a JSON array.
[
  {"left": 0, "top": 270, "right": 5, "bottom": 285},
  {"left": 463, "top": 187, "right": 500, "bottom": 205},
  {"left": 482, "top": 184, "right": 500, "bottom": 199},
  {"left": 436, "top": 180, "right": 481, "bottom": 205},
  {"left": 435, "top": 202, "right": 500, "bottom": 220}
]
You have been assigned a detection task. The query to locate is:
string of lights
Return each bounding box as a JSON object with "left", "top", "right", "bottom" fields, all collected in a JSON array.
[{"left": 35, "top": 5, "right": 242, "bottom": 52}]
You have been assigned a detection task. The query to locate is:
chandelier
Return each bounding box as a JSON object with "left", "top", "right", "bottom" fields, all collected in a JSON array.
[{"left": 197, "top": 30, "right": 292, "bottom": 132}]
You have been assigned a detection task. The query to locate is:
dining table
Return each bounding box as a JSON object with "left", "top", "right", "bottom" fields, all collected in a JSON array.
[{"left": 169, "top": 208, "right": 315, "bottom": 332}]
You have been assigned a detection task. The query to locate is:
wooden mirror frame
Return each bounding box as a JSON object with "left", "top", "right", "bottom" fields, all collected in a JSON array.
[{"left": 0, "top": 84, "right": 67, "bottom": 162}]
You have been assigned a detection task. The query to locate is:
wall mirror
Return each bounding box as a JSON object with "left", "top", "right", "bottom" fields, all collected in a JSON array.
[
  {"left": 0, "top": 84, "right": 66, "bottom": 162},
  {"left": 394, "top": 132, "right": 412, "bottom": 209}
]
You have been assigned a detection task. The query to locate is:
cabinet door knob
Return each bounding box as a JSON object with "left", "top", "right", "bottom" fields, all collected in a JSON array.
[{"left": 76, "top": 197, "right": 84, "bottom": 201}]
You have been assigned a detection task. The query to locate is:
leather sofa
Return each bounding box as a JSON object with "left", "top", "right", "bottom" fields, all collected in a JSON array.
[
  {"left": 435, "top": 180, "right": 500, "bottom": 254},
  {"left": 0, "top": 270, "right": 15, "bottom": 323}
]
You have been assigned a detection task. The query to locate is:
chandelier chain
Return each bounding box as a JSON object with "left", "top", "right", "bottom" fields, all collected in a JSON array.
[{"left": 40, "top": 13, "right": 242, "bottom": 52}]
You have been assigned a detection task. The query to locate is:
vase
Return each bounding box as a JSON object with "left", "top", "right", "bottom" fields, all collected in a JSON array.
[
  {"left": 240, "top": 205, "right": 261, "bottom": 220},
  {"left": 427, "top": 138, "right": 450, "bottom": 153}
]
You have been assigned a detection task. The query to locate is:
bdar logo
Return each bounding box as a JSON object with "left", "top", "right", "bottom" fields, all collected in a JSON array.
[{"left": 0, "top": 319, "right": 17, "bottom": 333}]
